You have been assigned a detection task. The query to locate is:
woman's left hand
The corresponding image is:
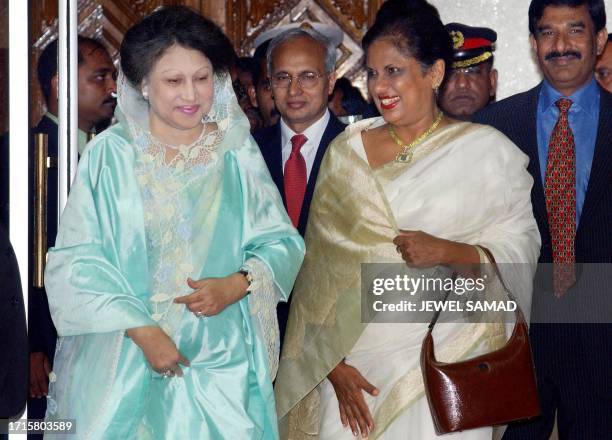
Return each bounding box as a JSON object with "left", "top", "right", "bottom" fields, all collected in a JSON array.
[{"left": 174, "top": 273, "right": 249, "bottom": 317}]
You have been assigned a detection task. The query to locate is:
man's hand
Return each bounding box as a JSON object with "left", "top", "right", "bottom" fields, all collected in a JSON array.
[{"left": 29, "top": 352, "right": 51, "bottom": 398}]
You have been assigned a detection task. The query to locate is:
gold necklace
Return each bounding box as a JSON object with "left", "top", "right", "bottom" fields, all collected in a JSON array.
[{"left": 389, "top": 111, "right": 443, "bottom": 163}]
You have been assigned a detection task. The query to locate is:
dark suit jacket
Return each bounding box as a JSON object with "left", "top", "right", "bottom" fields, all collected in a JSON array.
[
  {"left": 0, "top": 224, "right": 27, "bottom": 418},
  {"left": 29, "top": 115, "right": 59, "bottom": 360},
  {"left": 253, "top": 113, "right": 346, "bottom": 237},
  {"left": 0, "top": 116, "right": 58, "bottom": 359},
  {"left": 474, "top": 82, "right": 612, "bottom": 397},
  {"left": 0, "top": 116, "right": 60, "bottom": 421},
  {"left": 0, "top": 131, "right": 9, "bottom": 232},
  {"left": 475, "top": 83, "right": 612, "bottom": 265},
  {"left": 253, "top": 113, "right": 345, "bottom": 346}
]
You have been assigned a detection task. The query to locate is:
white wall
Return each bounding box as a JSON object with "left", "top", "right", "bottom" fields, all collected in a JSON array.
[{"left": 430, "top": 0, "right": 612, "bottom": 99}]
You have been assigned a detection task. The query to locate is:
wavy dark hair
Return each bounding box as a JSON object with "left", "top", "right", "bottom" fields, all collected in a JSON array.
[
  {"left": 528, "top": 0, "right": 607, "bottom": 35},
  {"left": 120, "top": 6, "right": 234, "bottom": 86},
  {"left": 362, "top": 0, "right": 452, "bottom": 71}
]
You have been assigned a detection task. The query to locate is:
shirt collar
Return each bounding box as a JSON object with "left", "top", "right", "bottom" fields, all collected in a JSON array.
[
  {"left": 539, "top": 77, "right": 599, "bottom": 117},
  {"left": 280, "top": 110, "right": 330, "bottom": 148},
  {"left": 45, "top": 112, "right": 90, "bottom": 155},
  {"left": 44, "top": 111, "right": 59, "bottom": 125}
]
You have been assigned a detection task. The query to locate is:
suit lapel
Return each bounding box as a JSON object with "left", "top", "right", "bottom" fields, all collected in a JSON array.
[
  {"left": 265, "top": 123, "right": 286, "bottom": 204},
  {"left": 577, "top": 89, "right": 612, "bottom": 235},
  {"left": 297, "top": 114, "right": 345, "bottom": 235},
  {"left": 522, "top": 85, "right": 550, "bottom": 237}
]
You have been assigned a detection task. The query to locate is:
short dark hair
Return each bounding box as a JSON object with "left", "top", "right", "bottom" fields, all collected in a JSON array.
[
  {"left": 373, "top": 0, "right": 440, "bottom": 24},
  {"left": 528, "top": 0, "right": 607, "bottom": 35},
  {"left": 332, "top": 77, "right": 369, "bottom": 115},
  {"left": 37, "top": 36, "right": 109, "bottom": 104},
  {"left": 252, "top": 41, "right": 270, "bottom": 86},
  {"left": 253, "top": 40, "right": 270, "bottom": 62},
  {"left": 120, "top": 6, "right": 234, "bottom": 86},
  {"left": 37, "top": 40, "right": 58, "bottom": 104},
  {"left": 236, "top": 57, "right": 259, "bottom": 84},
  {"left": 362, "top": 0, "right": 452, "bottom": 71},
  {"left": 78, "top": 36, "right": 108, "bottom": 64}
]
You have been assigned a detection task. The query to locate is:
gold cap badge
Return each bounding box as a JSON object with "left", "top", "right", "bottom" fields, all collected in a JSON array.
[{"left": 450, "top": 31, "right": 464, "bottom": 50}]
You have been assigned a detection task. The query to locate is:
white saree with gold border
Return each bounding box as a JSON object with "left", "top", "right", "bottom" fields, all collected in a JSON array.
[{"left": 275, "top": 118, "right": 540, "bottom": 439}]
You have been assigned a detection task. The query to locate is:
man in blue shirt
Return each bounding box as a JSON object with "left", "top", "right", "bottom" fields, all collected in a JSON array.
[{"left": 475, "top": 0, "right": 611, "bottom": 438}]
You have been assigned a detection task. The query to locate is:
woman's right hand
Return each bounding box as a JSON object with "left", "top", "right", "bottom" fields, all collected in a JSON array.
[
  {"left": 327, "top": 360, "right": 379, "bottom": 437},
  {"left": 127, "top": 326, "right": 190, "bottom": 377}
]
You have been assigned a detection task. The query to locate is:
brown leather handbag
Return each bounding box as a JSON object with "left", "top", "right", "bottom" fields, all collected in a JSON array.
[{"left": 421, "top": 250, "right": 540, "bottom": 434}]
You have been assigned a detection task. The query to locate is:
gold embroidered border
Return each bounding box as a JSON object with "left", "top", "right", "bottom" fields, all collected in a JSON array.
[{"left": 452, "top": 51, "right": 493, "bottom": 69}]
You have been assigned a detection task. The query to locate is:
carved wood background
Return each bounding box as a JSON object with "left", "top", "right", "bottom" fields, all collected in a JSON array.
[
  {"left": 26, "top": 0, "right": 384, "bottom": 126},
  {"left": 229, "top": 0, "right": 383, "bottom": 96}
]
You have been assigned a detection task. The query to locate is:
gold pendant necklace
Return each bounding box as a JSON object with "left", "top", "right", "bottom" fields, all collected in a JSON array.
[{"left": 389, "top": 111, "right": 444, "bottom": 163}]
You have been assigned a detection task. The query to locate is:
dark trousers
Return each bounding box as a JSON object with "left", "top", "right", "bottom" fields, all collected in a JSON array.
[
  {"left": 503, "top": 324, "right": 612, "bottom": 440},
  {"left": 26, "top": 397, "right": 47, "bottom": 440}
]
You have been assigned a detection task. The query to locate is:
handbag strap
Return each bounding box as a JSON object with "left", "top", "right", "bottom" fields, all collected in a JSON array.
[
  {"left": 427, "top": 288, "right": 452, "bottom": 331},
  {"left": 428, "top": 246, "right": 527, "bottom": 332}
]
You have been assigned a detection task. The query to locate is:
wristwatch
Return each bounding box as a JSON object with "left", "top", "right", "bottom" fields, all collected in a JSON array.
[{"left": 238, "top": 268, "right": 253, "bottom": 294}]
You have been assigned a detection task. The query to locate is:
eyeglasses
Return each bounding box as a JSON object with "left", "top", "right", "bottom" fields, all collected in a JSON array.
[{"left": 271, "top": 72, "right": 326, "bottom": 89}]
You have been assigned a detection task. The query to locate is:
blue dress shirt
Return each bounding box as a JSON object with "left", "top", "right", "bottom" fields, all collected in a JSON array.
[{"left": 537, "top": 78, "right": 600, "bottom": 225}]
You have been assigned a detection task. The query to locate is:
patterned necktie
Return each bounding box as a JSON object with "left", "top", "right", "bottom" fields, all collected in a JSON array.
[
  {"left": 284, "top": 134, "right": 308, "bottom": 227},
  {"left": 544, "top": 98, "right": 576, "bottom": 296}
]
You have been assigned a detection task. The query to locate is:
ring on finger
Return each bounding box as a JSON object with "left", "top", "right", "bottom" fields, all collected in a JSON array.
[
  {"left": 195, "top": 310, "right": 206, "bottom": 318},
  {"left": 161, "top": 369, "right": 174, "bottom": 378}
]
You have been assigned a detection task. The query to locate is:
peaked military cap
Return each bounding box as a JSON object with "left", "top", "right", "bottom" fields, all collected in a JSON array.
[{"left": 445, "top": 22, "right": 497, "bottom": 69}]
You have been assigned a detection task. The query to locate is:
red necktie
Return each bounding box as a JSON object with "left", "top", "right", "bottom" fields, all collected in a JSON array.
[
  {"left": 544, "top": 98, "right": 576, "bottom": 296},
  {"left": 284, "top": 134, "right": 308, "bottom": 227}
]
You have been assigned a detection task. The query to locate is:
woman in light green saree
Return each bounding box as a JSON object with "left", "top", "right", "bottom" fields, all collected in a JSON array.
[
  {"left": 44, "top": 7, "right": 304, "bottom": 439},
  {"left": 275, "top": 2, "right": 539, "bottom": 439}
]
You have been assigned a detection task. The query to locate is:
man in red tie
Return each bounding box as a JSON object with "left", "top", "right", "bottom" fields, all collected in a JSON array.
[
  {"left": 254, "top": 26, "right": 345, "bottom": 233},
  {"left": 475, "top": 0, "right": 611, "bottom": 438},
  {"left": 253, "top": 26, "right": 345, "bottom": 343}
]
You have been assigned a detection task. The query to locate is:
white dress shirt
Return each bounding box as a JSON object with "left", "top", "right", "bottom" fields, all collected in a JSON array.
[{"left": 280, "top": 110, "right": 331, "bottom": 181}]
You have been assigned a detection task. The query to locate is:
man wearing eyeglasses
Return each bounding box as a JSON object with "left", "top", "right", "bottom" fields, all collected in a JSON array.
[
  {"left": 254, "top": 26, "right": 344, "bottom": 236},
  {"left": 253, "top": 26, "right": 345, "bottom": 345}
]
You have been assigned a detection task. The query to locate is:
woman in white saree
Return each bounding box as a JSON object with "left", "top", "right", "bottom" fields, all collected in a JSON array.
[{"left": 274, "top": 1, "right": 540, "bottom": 439}]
